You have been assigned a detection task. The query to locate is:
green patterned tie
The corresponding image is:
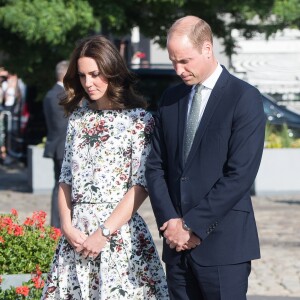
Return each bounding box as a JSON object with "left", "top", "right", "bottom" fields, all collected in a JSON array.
[{"left": 184, "top": 84, "right": 203, "bottom": 162}]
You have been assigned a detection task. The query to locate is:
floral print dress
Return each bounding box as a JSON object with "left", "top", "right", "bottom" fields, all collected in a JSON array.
[{"left": 42, "top": 101, "right": 169, "bottom": 300}]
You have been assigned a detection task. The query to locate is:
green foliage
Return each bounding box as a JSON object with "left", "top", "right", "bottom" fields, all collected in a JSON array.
[
  {"left": 0, "top": 0, "right": 98, "bottom": 43},
  {"left": 0, "top": 210, "right": 59, "bottom": 298},
  {"left": 88, "top": 0, "right": 185, "bottom": 49},
  {"left": 0, "top": 210, "right": 61, "bottom": 274},
  {"left": 264, "top": 122, "right": 300, "bottom": 148},
  {"left": 0, "top": 274, "right": 46, "bottom": 300},
  {"left": 0, "top": 0, "right": 298, "bottom": 101},
  {"left": 0, "top": 0, "right": 99, "bottom": 98},
  {"left": 273, "top": 0, "right": 300, "bottom": 28}
]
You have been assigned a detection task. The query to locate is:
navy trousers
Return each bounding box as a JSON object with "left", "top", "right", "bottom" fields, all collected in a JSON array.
[{"left": 166, "top": 253, "right": 251, "bottom": 300}]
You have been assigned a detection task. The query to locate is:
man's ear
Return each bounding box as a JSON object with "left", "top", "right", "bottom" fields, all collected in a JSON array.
[{"left": 202, "top": 41, "right": 213, "bottom": 58}]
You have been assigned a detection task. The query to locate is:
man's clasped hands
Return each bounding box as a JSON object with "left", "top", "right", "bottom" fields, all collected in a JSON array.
[{"left": 161, "top": 218, "right": 201, "bottom": 252}]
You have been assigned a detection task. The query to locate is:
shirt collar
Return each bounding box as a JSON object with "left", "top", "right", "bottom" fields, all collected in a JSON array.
[{"left": 194, "top": 63, "right": 223, "bottom": 91}]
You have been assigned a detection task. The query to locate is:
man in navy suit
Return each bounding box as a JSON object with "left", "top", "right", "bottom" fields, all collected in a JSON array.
[
  {"left": 146, "top": 16, "right": 266, "bottom": 299},
  {"left": 43, "top": 60, "right": 69, "bottom": 228}
]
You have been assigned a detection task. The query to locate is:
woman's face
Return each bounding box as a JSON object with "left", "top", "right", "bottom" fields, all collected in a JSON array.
[{"left": 77, "top": 57, "right": 109, "bottom": 106}]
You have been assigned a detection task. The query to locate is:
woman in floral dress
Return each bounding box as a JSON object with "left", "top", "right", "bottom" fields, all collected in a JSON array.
[{"left": 42, "top": 35, "right": 169, "bottom": 300}]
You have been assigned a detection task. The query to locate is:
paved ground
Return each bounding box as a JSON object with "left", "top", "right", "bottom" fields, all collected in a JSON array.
[{"left": 0, "top": 161, "right": 300, "bottom": 299}]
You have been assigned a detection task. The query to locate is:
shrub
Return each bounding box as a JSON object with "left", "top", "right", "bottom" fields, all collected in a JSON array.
[
  {"left": 0, "top": 209, "right": 60, "bottom": 299},
  {"left": 264, "top": 122, "right": 300, "bottom": 148},
  {"left": 0, "top": 265, "right": 46, "bottom": 299},
  {"left": 0, "top": 209, "right": 60, "bottom": 274}
]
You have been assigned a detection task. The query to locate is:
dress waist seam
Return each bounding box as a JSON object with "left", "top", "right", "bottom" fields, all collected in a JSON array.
[
  {"left": 72, "top": 202, "right": 118, "bottom": 206},
  {"left": 72, "top": 202, "right": 99, "bottom": 205}
]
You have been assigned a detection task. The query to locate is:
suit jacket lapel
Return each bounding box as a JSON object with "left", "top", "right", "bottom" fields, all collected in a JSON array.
[{"left": 184, "top": 70, "right": 229, "bottom": 169}]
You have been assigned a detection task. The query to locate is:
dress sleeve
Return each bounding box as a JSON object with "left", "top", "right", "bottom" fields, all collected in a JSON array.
[
  {"left": 130, "top": 110, "right": 154, "bottom": 189},
  {"left": 59, "top": 112, "right": 76, "bottom": 185}
]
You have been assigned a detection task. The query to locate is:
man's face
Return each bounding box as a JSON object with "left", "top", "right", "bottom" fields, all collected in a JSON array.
[{"left": 167, "top": 34, "right": 211, "bottom": 86}]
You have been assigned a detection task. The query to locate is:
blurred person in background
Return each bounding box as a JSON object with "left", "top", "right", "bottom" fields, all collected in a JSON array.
[
  {"left": 43, "top": 60, "right": 69, "bottom": 228},
  {"left": 0, "top": 69, "right": 21, "bottom": 164},
  {"left": 0, "top": 68, "right": 8, "bottom": 161},
  {"left": 0, "top": 67, "right": 8, "bottom": 107},
  {"left": 2, "top": 72, "right": 20, "bottom": 112}
]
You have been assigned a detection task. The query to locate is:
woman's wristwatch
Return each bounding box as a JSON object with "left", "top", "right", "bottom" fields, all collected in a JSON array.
[{"left": 99, "top": 224, "right": 111, "bottom": 237}]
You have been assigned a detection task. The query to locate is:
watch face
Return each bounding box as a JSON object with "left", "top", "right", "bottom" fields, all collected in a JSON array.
[
  {"left": 183, "top": 223, "right": 190, "bottom": 231},
  {"left": 102, "top": 228, "right": 110, "bottom": 236}
]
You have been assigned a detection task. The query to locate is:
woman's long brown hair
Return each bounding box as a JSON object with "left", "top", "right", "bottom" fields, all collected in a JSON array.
[{"left": 61, "top": 35, "right": 146, "bottom": 115}]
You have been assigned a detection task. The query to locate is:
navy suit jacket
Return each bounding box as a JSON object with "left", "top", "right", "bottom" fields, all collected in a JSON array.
[
  {"left": 145, "top": 66, "right": 266, "bottom": 266},
  {"left": 43, "top": 83, "right": 68, "bottom": 160}
]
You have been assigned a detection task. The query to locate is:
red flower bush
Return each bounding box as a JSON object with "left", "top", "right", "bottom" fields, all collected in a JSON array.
[
  {"left": 0, "top": 210, "right": 58, "bottom": 299},
  {"left": 0, "top": 265, "right": 46, "bottom": 299},
  {"left": 31, "top": 265, "right": 45, "bottom": 289},
  {"left": 15, "top": 285, "right": 30, "bottom": 296},
  {"left": 0, "top": 209, "right": 61, "bottom": 274}
]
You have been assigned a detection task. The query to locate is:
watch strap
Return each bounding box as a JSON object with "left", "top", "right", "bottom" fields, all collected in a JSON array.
[
  {"left": 182, "top": 220, "right": 191, "bottom": 231},
  {"left": 99, "top": 224, "right": 110, "bottom": 237}
]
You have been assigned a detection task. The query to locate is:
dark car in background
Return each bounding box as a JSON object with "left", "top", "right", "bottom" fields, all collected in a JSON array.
[
  {"left": 3, "top": 65, "right": 300, "bottom": 163},
  {"left": 262, "top": 93, "right": 300, "bottom": 137}
]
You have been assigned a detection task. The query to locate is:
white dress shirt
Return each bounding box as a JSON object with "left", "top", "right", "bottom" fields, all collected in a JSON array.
[{"left": 187, "top": 63, "right": 223, "bottom": 121}]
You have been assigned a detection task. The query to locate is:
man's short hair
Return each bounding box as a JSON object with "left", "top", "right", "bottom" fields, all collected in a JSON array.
[
  {"left": 168, "top": 16, "right": 213, "bottom": 50},
  {"left": 56, "top": 60, "right": 69, "bottom": 81}
]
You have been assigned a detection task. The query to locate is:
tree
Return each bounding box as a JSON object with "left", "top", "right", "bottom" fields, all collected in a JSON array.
[
  {"left": 272, "top": 0, "right": 300, "bottom": 29},
  {"left": 0, "top": 0, "right": 184, "bottom": 96},
  {"left": 0, "top": 0, "right": 98, "bottom": 96},
  {"left": 0, "top": 0, "right": 297, "bottom": 97},
  {"left": 89, "top": 0, "right": 292, "bottom": 61}
]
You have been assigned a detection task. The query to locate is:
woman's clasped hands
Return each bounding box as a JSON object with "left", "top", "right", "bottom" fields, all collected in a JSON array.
[{"left": 62, "top": 225, "right": 107, "bottom": 260}]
